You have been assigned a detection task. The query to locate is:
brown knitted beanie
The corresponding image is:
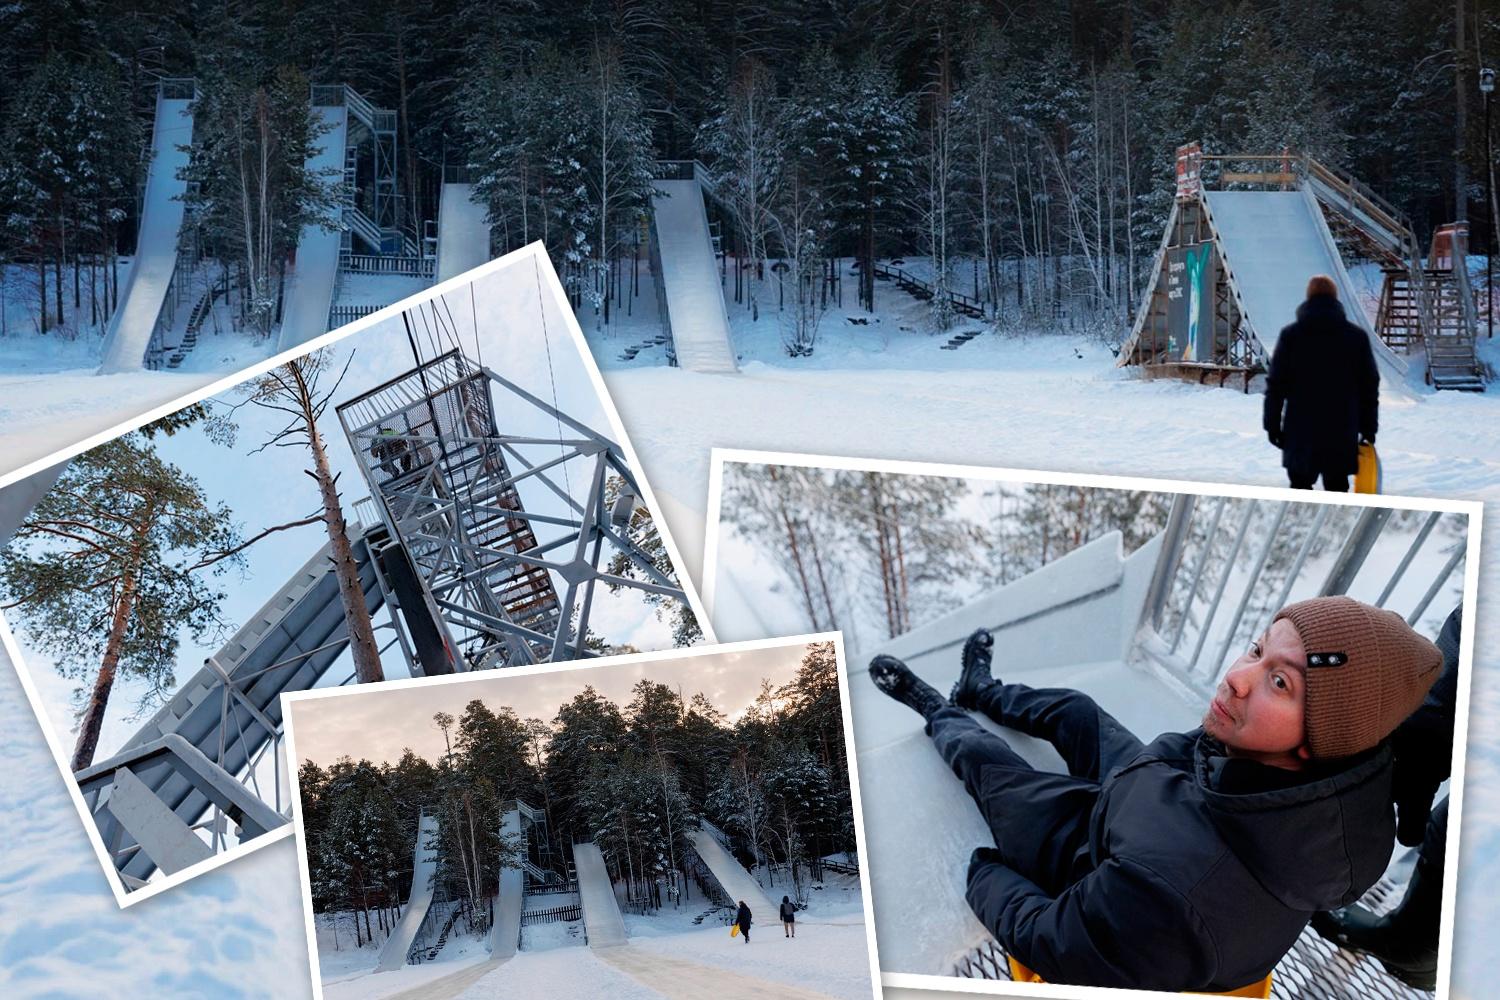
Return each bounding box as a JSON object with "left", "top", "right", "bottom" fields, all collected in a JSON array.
[{"left": 1273, "top": 596, "right": 1442, "bottom": 759}]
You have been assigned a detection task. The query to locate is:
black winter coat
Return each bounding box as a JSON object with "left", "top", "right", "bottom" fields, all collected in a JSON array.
[
  {"left": 1263, "top": 296, "right": 1379, "bottom": 476},
  {"left": 965, "top": 730, "right": 1396, "bottom": 992},
  {"left": 736, "top": 903, "right": 753, "bottom": 931}
]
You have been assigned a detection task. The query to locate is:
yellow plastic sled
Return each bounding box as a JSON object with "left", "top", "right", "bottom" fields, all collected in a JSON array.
[
  {"left": 1006, "top": 956, "right": 1271, "bottom": 997},
  {"left": 730, "top": 923, "right": 739, "bottom": 938},
  {"left": 1355, "top": 441, "right": 1381, "bottom": 494}
]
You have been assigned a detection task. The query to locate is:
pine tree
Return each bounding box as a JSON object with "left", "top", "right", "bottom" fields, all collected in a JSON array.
[{"left": 0, "top": 433, "right": 244, "bottom": 769}]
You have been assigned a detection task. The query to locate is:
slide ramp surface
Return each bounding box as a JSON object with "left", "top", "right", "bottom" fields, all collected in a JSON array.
[
  {"left": 377, "top": 811, "right": 442, "bottom": 972},
  {"left": 277, "top": 105, "right": 348, "bottom": 354},
  {"left": 489, "top": 807, "right": 524, "bottom": 959},
  {"left": 572, "top": 841, "right": 627, "bottom": 948},
  {"left": 687, "top": 828, "right": 773, "bottom": 917},
  {"left": 436, "top": 183, "right": 491, "bottom": 283},
  {"left": 651, "top": 180, "right": 737, "bottom": 373},
  {"left": 847, "top": 532, "right": 1197, "bottom": 975},
  {"left": 1205, "top": 189, "right": 1409, "bottom": 386},
  {"left": 98, "top": 97, "right": 194, "bottom": 374}
]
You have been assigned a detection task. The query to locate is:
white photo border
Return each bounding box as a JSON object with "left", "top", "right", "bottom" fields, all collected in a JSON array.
[
  {"left": 0, "top": 242, "right": 717, "bottom": 908},
  {"left": 700, "top": 447, "right": 1481, "bottom": 1000},
  {"left": 282, "top": 632, "right": 885, "bottom": 1000}
]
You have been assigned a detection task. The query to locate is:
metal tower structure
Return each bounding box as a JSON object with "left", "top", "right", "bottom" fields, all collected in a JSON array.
[
  {"left": 336, "top": 348, "right": 687, "bottom": 670},
  {"left": 310, "top": 85, "right": 418, "bottom": 263}
]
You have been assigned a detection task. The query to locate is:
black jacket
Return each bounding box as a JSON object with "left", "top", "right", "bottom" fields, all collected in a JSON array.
[
  {"left": 965, "top": 729, "right": 1396, "bottom": 992},
  {"left": 780, "top": 900, "right": 796, "bottom": 921},
  {"left": 1391, "top": 606, "right": 1460, "bottom": 844},
  {"left": 736, "top": 903, "right": 753, "bottom": 930},
  {"left": 1263, "top": 296, "right": 1379, "bottom": 475}
]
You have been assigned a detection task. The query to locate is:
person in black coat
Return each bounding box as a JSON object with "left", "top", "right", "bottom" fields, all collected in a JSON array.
[
  {"left": 1263, "top": 275, "right": 1379, "bottom": 491},
  {"left": 869, "top": 597, "right": 1441, "bottom": 992},
  {"left": 1312, "top": 604, "right": 1461, "bottom": 989},
  {"left": 780, "top": 895, "right": 797, "bottom": 938},
  {"left": 735, "top": 900, "right": 752, "bottom": 944}
]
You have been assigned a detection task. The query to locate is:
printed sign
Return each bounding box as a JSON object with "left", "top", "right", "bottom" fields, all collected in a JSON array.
[
  {"left": 1165, "top": 242, "right": 1216, "bottom": 362},
  {"left": 1176, "top": 142, "right": 1203, "bottom": 200}
]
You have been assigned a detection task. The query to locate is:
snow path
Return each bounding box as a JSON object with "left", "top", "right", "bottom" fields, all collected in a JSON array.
[
  {"left": 454, "top": 947, "right": 659, "bottom": 1000},
  {"left": 0, "top": 367, "right": 219, "bottom": 479},
  {"left": 377, "top": 957, "right": 504, "bottom": 1000},
  {"left": 98, "top": 97, "right": 193, "bottom": 374},
  {"left": 625, "top": 921, "right": 875, "bottom": 1000},
  {"left": 601, "top": 943, "right": 843, "bottom": 1000}
]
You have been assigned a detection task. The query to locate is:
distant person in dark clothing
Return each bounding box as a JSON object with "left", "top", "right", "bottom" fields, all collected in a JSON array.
[
  {"left": 869, "top": 597, "right": 1441, "bottom": 992},
  {"left": 736, "top": 900, "right": 752, "bottom": 944},
  {"left": 1264, "top": 274, "right": 1379, "bottom": 491},
  {"left": 780, "top": 895, "right": 797, "bottom": 938},
  {"left": 1312, "top": 605, "right": 1461, "bottom": 990}
]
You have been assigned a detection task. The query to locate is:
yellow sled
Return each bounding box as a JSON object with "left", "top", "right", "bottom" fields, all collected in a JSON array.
[
  {"left": 1355, "top": 442, "right": 1381, "bottom": 494},
  {"left": 1006, "top": 956, "right": 1270, "bottom": 997},
  {"left": 730, "top": 924, "right": 739, "bottom": 938}
]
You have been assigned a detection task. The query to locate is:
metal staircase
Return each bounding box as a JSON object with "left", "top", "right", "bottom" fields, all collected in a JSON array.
[{"left": 1305, "top": 157, "right": 1484, "bottom": 391}]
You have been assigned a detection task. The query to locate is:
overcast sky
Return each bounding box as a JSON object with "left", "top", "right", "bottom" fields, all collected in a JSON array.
[{"left": 288, "top": 641, "right": 821, "bottom": 769}]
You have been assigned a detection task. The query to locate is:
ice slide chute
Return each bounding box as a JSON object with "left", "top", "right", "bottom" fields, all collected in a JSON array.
[
  {"left": 686, "top": 828, "right": 774, "bottom": 917},
  {"left": 572, "top": 841, "right": 627, "bottom": 948},
  {"left": 436, "top": 183, "right": 492, "bottom": 283},
  {"left": 489, "top": 806, "right": 524, "bottom": 959},
  {"left": 377, "top": 810, "right": 442, "bottom": 972},
  {"left": 277, "top": 105, "right": 348, "bottom": 354},
  {"left": 1202, "top": 187, "right": 1409, "bottom": 386},
  {"left": 76, "top": 528, "right": 386, "bottom": 886},
  {"left": 98, "top": 90, "right": 194, "bottom": 374},
  {"left": 650, "top": 164, "right": 738, "bottom": 373}
]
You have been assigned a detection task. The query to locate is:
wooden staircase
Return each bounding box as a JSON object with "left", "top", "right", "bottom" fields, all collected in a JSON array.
[{"left": 1373, "top": 232, "right": 1485, "bottom": 391}]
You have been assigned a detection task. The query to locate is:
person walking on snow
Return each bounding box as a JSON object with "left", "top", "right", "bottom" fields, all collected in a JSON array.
[
  {"left": 735, "top": 900, "right": 753, "bottom": 944},
  {"left": 869, "top": 597, "right": 1440, "bottom": 993},
  {"left": 1263, "top": 274, "right": 1379, "bottom": 491},
  {"left": 780, "top": 895, "right": 797, "bottom": 938}
]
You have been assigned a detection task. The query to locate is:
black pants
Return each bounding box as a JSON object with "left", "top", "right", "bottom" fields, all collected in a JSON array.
[
  {"left": 926, "top": 683, "right": 1144, "bottom": 896},
  {"left": 1287, "top": 467, "right": 1350, "bottom": 491}
]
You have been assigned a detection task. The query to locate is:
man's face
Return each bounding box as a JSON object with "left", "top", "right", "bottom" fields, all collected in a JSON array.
[{"left": 1202, "top": 618, "right": 1310, "bottom": 769}]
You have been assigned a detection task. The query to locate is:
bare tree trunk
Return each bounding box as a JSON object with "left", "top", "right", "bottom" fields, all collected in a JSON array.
[
  {"left": 290, "top": 364, "right": 385, "bottom": 682},
  {"left": 72, "top": 524, "right": 150, "bottom": 771}
]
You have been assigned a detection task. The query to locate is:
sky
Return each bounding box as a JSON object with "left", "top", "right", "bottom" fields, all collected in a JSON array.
[
  {"left": 7, "top": 247, "right": 690, "bottom": 762},
  {"left": 287, "top": 641, "right": 817, "bottom": 769}
]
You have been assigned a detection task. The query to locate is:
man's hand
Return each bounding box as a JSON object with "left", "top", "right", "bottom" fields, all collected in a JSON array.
[
  {"left": 968, "top": 847, "right": 1006, "bottom": 879},
  {"left": 1267, "top": 428, "right": 1284, "bottom": 449},
  {"left": 1361, "top": 434, "right": 1376, "bottom": 447}
]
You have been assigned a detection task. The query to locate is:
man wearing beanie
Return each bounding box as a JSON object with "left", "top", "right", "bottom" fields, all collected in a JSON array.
[
  {"left": 1263, "top": 274, "right": 1379, "bottom": 491},
  {"left": 869, "top": 596, "right": 1442, "bottom": 992}
]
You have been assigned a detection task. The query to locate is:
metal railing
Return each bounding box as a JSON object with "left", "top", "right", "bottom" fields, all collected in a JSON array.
[
  {"left": 521, "top": 901, "right": 581, "bottom": 926},
  {"left": 342, "top": 253, "right": 434, "bottom": 278},
  {"left": 158, "top": 77, "right": 196, "bottom": 101},
  {"left": 1138, "top": 496, "right": 1466, "bottom": 698}
]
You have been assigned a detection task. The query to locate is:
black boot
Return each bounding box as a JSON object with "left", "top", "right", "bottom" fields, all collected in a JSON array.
[
  {"left": 950, "top": 628, "right": 996, "bottom": 708},
  {"left": 869, "top": 655, "right": 947, "bottom": 720},
  {"left": 1310, "top": 866, "right": 1440, "bottom": 990}
]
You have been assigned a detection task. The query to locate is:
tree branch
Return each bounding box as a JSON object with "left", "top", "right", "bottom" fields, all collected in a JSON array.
[{"left": 189, "top": 513, "right": 324, "bottom": 570}]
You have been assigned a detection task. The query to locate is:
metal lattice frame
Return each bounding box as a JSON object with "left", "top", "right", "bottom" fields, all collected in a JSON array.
[
  {"left": 336, "top": 349, "right": 685, "bottom": 670},
  {"left": 951, "top": 875, "right": 1434, "bottom": 998}
]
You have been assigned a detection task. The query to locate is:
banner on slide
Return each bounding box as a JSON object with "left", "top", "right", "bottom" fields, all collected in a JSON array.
[{"left": 1166, "top": 242, "right": 1217, "bottom": 363}]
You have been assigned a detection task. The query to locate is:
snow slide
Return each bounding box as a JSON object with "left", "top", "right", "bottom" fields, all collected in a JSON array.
[
  {"left": 846, "top": 531, "right": 1209, "bottom": 976},
  {"left": 650, "top": 180, "right": 737, "bottom": 373},
  {"left": 489, "top": 807, "right": 524, "bottom": 960},
  {"left": 98, "top": 95, "right": 194, "bottom": 373},
  {"left": 277, "top": 105, "right": 348, "bottom": 354},
  {"left": 686, "top": 828, "right": 773, "bottom": 917},
  {"left": 572, "top": 841, "right": 627, "bottom": 948},
  {"left": 377, "top": 811, "right": 441, "bottom": 972},
  {"left": 436, "top": 183, "right": 491, "bottom": 283},
  {"left": 1204, "top": 188, "right": 1409, "bottom": 387}
]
